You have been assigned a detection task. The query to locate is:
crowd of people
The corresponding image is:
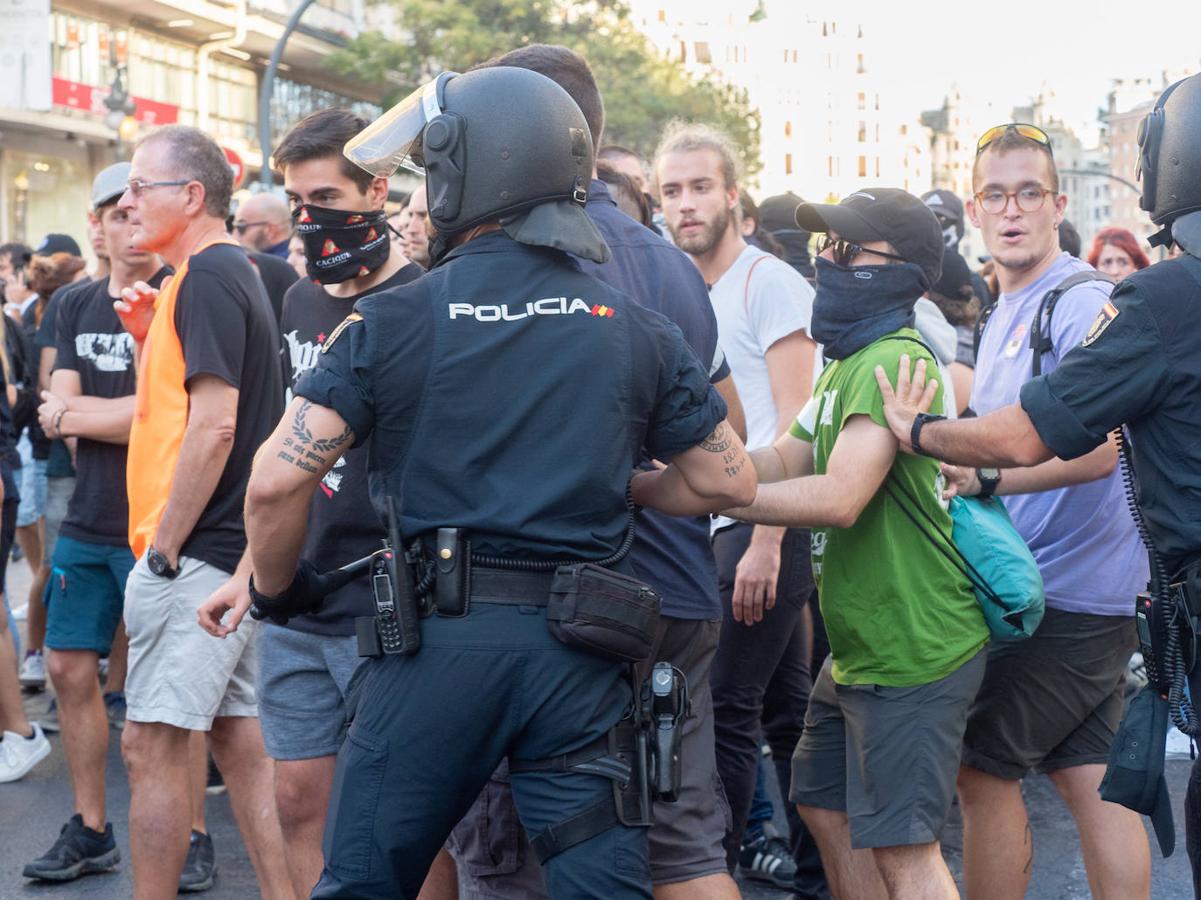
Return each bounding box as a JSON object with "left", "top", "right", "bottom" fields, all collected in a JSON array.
[{"left": 0, "top": 40, "right": 1196, "bottom": 900}]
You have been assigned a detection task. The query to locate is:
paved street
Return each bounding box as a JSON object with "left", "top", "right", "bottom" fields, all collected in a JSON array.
[{"left": 3, "top": 556, "right": 1195, "bottom": 898}]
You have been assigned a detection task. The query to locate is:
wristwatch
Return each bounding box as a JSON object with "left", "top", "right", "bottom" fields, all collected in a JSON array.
[
  {"left": 147, "top": 545, "right": 180, "bottom": 579},
  {"left": 910, "top": 413, "right": 946, "bottom": 458},
  {"left": 976, "top": 468, "right": 1002, "bottom": 499}
]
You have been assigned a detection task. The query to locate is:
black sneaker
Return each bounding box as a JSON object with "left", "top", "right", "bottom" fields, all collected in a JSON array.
[
  {"left": 178, "top": 829, "right": 216, "bottom": 893},
  {"left": 23, "top": 815, "right": 120, "bottom": 882},
  {"left": 739, "top": 825, "right": 798, "bottom": 890}
]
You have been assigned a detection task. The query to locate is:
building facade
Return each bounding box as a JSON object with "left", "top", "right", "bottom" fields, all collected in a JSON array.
[{"left": 0, "top": 0, "right": 392, "bottom": 262}]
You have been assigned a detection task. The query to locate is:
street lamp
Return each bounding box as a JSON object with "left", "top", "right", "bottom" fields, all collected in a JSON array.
[
  {"left": 104, "top": 44, "right": 138, "bottom": 158},
  {"left": 257, "top": 0, "right": 318, "bottom": 190}
]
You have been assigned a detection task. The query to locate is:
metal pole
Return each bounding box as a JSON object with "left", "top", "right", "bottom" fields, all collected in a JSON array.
[
  {"left": 257, "top": 0, "right": 318, "bottom": 190},
  {"left": 1059, "top": 168, "right": 1142, "bottom": 197}
]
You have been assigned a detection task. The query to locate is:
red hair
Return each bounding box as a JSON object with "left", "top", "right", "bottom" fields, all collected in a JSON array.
[{"left": 1087, "top": 227, "right": 1149, "bottom": 271}]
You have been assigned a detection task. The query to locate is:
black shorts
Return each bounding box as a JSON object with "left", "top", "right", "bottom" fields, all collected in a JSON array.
[{"left": 961, "top": 607, "right": 1137, "bottom": 780}]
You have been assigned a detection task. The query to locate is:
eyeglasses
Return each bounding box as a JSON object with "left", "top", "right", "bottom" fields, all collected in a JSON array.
[
  {"left": 817, "top": 235, "right": 909, "bottom": 267},
  {"left": 976, "top": 123, "right": 1053, "bottom": 157},
  {"left": 126, "top": 178, "right": 190, "bottom": 197},
  {"left": 232, "top": 221, "right": 269, "bottom": 234},
  {"left": 973, "top": 186, "right": 1057, "bottom": 215}
]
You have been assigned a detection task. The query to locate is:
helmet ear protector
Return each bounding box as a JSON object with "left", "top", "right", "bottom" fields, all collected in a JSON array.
[
  {"left": 1137, "top": 78, "right": 1184, "bottom": 217},
  {"left": 422, "top": 112, "right": 467, "bottom": 226}
]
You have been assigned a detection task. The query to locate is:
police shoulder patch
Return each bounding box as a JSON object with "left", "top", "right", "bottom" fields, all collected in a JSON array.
[
  {"left": 1082, "top": 301, "right": 1119, "bottom": 347},
  {"left": 321, "top": 312, "right": 363, "bottom": 353}
]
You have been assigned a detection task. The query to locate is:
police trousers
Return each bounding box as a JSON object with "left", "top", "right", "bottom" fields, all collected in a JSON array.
[{"left": 311, "top": 601, "right": 653, "bottom": 900}]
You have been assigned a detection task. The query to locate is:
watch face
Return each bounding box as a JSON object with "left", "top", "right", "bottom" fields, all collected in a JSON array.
[{"left": 979, "top": 468, "right": 1000, "bottom": 481}]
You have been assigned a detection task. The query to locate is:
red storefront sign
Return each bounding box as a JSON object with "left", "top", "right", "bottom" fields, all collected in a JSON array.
[
  {"left": 224, "top": 146, "right": 245, "bottom": 190},
  {"left": 51, "top": 77, "right": 179, "bottom": 127}
]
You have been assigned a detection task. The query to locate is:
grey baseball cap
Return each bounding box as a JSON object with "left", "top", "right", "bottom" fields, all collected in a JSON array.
[{"left": 92, "top": 162, "right": 131, "bottom": 211}]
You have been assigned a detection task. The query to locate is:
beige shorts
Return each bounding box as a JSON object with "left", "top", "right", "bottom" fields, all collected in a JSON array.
[{"left": 124, "top": 553, "right": 259, "bottom": 731}]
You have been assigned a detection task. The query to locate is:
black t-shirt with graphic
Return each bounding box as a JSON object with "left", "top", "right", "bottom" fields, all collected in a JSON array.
[
  {"left": 280, "top": 262, "right": 423, "bottom": 635},
  {"left": 175, "top": 244, "right": 284, "bottom": 574},
  {"left": 53, "top": 269, "right": 170, "bottom": 546}
]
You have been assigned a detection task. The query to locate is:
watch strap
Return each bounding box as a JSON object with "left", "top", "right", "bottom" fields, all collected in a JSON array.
[{"left": 911, "top": 414, "right": 946, "bottom": 458}]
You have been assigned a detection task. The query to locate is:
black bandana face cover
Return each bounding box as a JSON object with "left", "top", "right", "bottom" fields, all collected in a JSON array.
[{"left": 293, "top": 204, "right": 390, "bottom": 284}]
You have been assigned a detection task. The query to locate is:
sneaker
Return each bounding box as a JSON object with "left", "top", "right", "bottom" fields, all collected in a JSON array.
[
  {"left": 739, "top": 824, "right": 798, "bottom": 890},
  {"left": 0, "top": 724, "right": 51, "bottom": 783},
  {"left": 22, "top": 815, "right": 120, "bottom": 881},
  {"left": 178, "top": 830, "right": 216, "bottom": 893},
  {"left": 104, "top": 692, "right": 126, "bottom": 730},
  {"left": 204, "top": 757, "right": 226, "bottom": 796},
  {"left": 19, "top": 650, "right": 46, "bottom": 689},
  {"left": 40, "top": 698, "right": 60, "bottom": 734}
]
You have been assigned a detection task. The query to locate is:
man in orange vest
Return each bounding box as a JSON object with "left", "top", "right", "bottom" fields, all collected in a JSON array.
[{"left": 113, "top": 125, "right": 292, "bottom": 900}]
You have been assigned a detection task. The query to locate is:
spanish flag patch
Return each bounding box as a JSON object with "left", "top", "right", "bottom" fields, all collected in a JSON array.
[
  {"left": 322, "top": 312, "right": 363, "bottom": 353},
  {"left": 1082, "top": 301, "right": 1119, "bottom": 347}
]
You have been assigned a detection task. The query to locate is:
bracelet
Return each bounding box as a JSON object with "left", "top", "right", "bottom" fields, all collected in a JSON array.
[{"left": 51, "top": 408, "right": 66, "bottom": 435}]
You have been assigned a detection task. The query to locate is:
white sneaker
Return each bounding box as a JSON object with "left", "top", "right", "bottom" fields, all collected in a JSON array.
[
  {"left": 0, "top": 724, "right": 51, "bottom": 782},
  {"left": 19, "top": 650, "right": 46, "bottom": 688},
  {"left": 11, "top": 603, "right": 27, "bottom": 621}
]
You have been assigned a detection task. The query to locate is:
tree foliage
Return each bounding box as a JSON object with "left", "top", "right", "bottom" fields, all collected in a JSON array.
[{"left": 327, "top": 0, "right": 760, "bottom": 178}]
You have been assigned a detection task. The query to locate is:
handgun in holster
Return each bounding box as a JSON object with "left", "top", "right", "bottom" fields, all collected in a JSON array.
[
  {"left": 1136, "top": 564, "right": 1201, "bottom": 695},
  {"left": 355, "top": 496, "right": 422, "bottom": 658}
]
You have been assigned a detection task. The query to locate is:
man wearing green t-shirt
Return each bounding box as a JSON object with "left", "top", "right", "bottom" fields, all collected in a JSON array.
[{"left": 726, "top": 189, "right": 988, "bottom": 900}]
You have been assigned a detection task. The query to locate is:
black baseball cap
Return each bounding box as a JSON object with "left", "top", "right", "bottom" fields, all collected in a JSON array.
[
  {"left": 795, "top": 187, "right": 944, "bottom": 288},
  {"left": 921, "top": 188, "right": 965, "bottom": 226},
  {"left": 1100, "top": 685, "right": 1175, "bottom": 856},
  {"left": 932, "top": 247, "right": 972, "bottom": 299},
  {"left": 34, "top": 233, "right": 82, "bottom": 257}
]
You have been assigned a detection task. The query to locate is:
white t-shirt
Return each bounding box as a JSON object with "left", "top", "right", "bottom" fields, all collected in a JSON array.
[
  {"left": 710, "top": 244, "right": 814, "bottom": 533},
  {"left": 709, "top": 244, "right": 814, "bottom": 452}
]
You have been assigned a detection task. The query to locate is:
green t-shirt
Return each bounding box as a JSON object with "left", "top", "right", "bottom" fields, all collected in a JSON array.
[{"left": 790, "top": 329, "right": 988, "bottom": 687}]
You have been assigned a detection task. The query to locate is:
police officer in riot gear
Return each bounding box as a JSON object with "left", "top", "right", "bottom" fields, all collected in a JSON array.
[
  {"left": 230, "top": 66, "right": 755, "bottom": 899},
  {"left": 872, "top": 73, "right": 1201, "bottom": 892}
]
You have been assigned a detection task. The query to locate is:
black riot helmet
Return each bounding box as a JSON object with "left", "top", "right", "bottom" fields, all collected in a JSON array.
[
  {"left": 1136, "top": 73, "right": 1201, "bottom": 247},
  {"left": 345, "top": 67, "right": 609, "bottom": 264}
]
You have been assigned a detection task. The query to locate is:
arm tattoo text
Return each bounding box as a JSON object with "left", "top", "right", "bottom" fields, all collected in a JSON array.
[{"left": 277, "top": 400, "right": 352, "bottom": 474}]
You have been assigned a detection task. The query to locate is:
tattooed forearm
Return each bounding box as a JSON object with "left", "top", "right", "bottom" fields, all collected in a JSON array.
[
  {"left": 277, "top": 400, "right": 351, "bottom": 474},
  {"left": 700, "top": 422, "right": 733, "bottom": 453}
]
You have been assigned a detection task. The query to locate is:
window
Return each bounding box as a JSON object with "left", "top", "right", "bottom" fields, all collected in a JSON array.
[
  {"left": 857, "top": 92, "right": 866, "bottom": 110},
  {"left": 875, "top": 157, "right": 880, "bottom": 178},
  {"left": 856, "top": 53, "right": 865, "bottom": 74},
  {"left": 784, "top": 120, "right": 792, "bottom": 137},
  {"left": 695, "top": 42, "right": 711, "bottom": 64},
  {"left": 785, "top": 153, "right": 793, "bottom": 175},
  {"left": 828, "top": 156, "right": 834, "bottom": 177},
  {"left": 858, "top": 156, "right": 867, "bottom": 177},
  {"left": 857, "top": 121, "right": 866, "bottom": 142}
]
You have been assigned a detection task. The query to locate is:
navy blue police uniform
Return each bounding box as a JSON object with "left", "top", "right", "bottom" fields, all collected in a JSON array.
[
  {"left": 296, "top": 231, "right": 727, "bottom": 899},
  {"left": 1019, "top": 250, "right": 1201, "bottom": 887}
]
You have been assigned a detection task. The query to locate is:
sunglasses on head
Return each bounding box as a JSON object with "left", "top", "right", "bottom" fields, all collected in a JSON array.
[
  {"left": 975, "top": 123, "right": 1053, "bottom": 157},
  {"left": 817, "top": 235, "right": 909, "bottom": 267}
]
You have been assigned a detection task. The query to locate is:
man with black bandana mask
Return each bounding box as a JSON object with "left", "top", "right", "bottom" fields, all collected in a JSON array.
[
  {"left": 226, "top": 107, "right": 423, "bottom": 898},
  {"left": 724, "top": 188, "right": 988, "bottom": 899}
]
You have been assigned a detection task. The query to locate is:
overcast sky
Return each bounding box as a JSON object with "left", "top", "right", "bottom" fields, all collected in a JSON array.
[{"left": 860, "top": 0, "right": 1201, "bottom": 142}]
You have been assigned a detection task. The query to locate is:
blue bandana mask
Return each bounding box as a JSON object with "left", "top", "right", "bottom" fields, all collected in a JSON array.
[{"left": 810, "top": 257, "right": 927, "bottom": 360}]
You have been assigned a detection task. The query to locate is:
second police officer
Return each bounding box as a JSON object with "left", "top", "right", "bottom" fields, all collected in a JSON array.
[
  {"left": 220, "top": 66, "right": 756, "bottom": 898},
  {"left": 873, "top": 73, "right": 1201, "bottom": 892}
]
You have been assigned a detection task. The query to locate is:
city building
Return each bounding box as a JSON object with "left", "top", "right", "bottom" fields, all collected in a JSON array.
[
  {"left": 0, "top": 0, "right": 395, "bottom": 262},
  {"left": 626, "top": 1, "right": 917, "bottom": 204}
]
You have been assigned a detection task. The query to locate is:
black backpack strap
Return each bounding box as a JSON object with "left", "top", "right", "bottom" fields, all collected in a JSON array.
[
  {"left": 1028, "top": 270, "right": 1115, "bottom": 378},
  {"left": 879, "top": 334, "right": 937, "bottom": 360},
  {"left": 972, "top": 300, "right": 996, "bottom": 362}
]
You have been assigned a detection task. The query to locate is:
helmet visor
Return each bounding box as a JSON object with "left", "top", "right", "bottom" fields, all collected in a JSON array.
[{"left": 344, "top": 73, "right": 454, "bottom": 178}]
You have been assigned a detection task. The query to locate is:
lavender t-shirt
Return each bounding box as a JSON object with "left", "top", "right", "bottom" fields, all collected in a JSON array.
[{"left": 972, "top": 252, "right": 1146, "bottom": 616}]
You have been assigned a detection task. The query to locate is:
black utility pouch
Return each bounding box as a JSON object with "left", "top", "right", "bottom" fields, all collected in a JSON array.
[{"left": 547, "top": 563, "right": 660, "bottom": 663}]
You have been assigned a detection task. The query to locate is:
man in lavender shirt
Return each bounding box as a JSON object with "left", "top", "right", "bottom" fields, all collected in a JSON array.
[{"left": 941, "top": 124, "right": 1151, "bottom": 900}]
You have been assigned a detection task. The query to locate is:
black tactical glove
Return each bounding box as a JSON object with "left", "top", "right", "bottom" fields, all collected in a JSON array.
[{"left": 249, "top": 558, "right": 327, "bottom": 626}]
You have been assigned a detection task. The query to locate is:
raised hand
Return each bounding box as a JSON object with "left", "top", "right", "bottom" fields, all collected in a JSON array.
[{"left": 113, "top": 279, "right": 163, "bottom": 343}]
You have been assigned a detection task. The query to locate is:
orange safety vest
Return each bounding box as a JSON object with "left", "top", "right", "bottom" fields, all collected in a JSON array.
[{"left": 126, "top": 238, "right": 238, "bottom": 557}]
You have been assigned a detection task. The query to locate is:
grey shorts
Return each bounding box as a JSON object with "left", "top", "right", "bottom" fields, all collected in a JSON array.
[
  {"left": 257, "top": 623, "right": 362, "bottom": 760},
  {"left": 962, "top": 607, "right": 1137, "bottom": 780},
  {"left": 42, "top": 475, "right": 74, "bottom": 564},
  {"left": 124, "top": 554, "right": 259, "bottom": 731},
  {"left": 791, "top": 651, "right": 986, "bottom": 850},
  {"left": 448, "top": 616, "right": 730, "bottom": 890}
]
